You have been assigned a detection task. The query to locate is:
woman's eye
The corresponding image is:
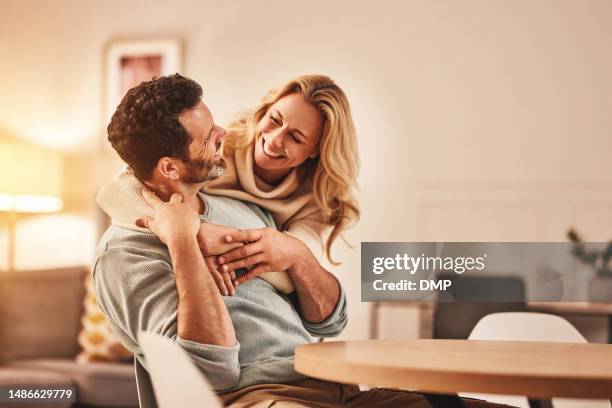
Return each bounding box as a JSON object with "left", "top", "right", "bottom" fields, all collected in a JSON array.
[
  {"left": 271, "top": 115, "right": 281, "bottom": 125},
  {"left": 291, "top": 134, "right": 304, "bottom": 144}
]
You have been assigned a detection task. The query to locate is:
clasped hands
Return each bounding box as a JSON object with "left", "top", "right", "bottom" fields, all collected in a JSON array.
[{"left": 136, "top": 189, "right": 303, "bottom": 296}]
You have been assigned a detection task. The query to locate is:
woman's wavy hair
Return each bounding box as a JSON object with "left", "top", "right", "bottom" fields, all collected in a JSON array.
[{"left": 223, "top": 74, "right": 360, "bottom": 265}]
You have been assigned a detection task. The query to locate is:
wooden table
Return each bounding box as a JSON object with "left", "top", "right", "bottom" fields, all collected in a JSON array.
[
  {"left": 295, "top": 339, "right": 612, "bottom": 401},
  {"left": 528, "top": 302, "right": 612, "bottom": 343}
]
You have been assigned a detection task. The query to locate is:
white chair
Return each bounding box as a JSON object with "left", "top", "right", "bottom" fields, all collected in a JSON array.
[
  {"left": 463, "top": 312, "right": 610, "bottom": 408},
  {"left": 139, "top": 332, "right": 223, "bottom": 408}
]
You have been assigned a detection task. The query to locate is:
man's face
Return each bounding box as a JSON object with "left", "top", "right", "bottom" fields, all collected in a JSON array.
[{"left": 178, "top": 101, "right": 226, "bottom": 184}]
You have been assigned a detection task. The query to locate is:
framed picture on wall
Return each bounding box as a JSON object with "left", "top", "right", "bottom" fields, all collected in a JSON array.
[{"left": 104, "top": 39, "right": 182, "bottom": 126}]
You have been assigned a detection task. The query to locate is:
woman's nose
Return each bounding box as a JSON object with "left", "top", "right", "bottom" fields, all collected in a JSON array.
[{"left": 269, "top": 130, "right": 285, "bottom": 148}]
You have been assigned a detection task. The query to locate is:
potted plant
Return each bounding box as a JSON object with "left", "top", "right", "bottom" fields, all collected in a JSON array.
[{"left": 567, "top": 228, "right": 612, "bottom": 302}]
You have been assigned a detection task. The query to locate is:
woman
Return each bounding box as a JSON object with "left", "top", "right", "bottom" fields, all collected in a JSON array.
[{"left": 97, "top": 74, "right": 359, "bottom": 294}]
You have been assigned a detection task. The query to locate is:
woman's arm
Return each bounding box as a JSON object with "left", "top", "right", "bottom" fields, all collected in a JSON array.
[
  {"left": 217, "top": 227, "right": 341, "bottom": 322},
  {"left": 285, "top": 237, "right": 341, "bottom": 323}
]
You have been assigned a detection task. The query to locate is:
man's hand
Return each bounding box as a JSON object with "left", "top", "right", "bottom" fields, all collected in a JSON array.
[
  {"left": 136, "top": 189, "right": 200, "bottom": 245},
  {"left": 217, "top": 228, "right": 304, "bottom": 287},
  {"left": 204, "top": 255, "right": 236, "bottom": 296},
  {"left": 197, "top": 222, "right": 245, "bottom": 256}
]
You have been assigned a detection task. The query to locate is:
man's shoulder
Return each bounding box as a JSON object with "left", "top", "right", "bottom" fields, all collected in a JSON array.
[
  {"left": 97, "top": 224, "right": 165, "bottom": 250},
  {"left": 200, "top": 192, "right": 275, "bottom": 230},
  {"left": 94, "top": 225, "right": 170, "bottom": 271}
]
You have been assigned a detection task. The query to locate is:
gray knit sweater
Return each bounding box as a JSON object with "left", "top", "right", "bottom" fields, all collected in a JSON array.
[{"left": 92, "top": 193, "right": 347, "bottom": 393}]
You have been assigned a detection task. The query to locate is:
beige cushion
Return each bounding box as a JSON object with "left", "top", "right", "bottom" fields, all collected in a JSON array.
[
  {"left": 0, "top": 267, "right": 86, "bottom": 363},
  {"left": 76, "top": 273, "right": 133, "bottom": 363},
  {"left": 0, "top": 366, "right": 73, "bottom": 386}
]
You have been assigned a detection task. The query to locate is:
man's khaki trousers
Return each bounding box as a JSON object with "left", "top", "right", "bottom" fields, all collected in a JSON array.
[{"left": 220, "top": 379, "right": 513, "bottom": 408}]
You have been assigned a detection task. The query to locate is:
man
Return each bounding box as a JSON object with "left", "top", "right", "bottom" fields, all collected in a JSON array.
[{"left": 94, "top": 74, "right": 508, "bottom": 408}]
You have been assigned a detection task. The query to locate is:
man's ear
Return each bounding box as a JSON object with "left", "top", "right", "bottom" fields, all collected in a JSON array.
[{"left": 157, "top": 157, "right": 180, "bottom": 181}]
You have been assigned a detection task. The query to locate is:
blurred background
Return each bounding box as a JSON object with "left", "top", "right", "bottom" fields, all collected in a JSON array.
[{"left": 1, "top": 0, "right": 611, "bottom": 345}]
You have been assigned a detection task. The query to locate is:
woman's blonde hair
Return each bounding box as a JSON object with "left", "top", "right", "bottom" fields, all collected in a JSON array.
[{"left": 224, "top": 74, "right": 360, "bottom": 264}]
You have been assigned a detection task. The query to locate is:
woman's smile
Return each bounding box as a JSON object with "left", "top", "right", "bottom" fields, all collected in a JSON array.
[{"left": 261, "top": 137, "right": 286, "bottom": 159}]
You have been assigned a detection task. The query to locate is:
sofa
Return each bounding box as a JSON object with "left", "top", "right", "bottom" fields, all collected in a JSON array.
[{"left": 0, "top": 267, "right": 139, "bottom": 408}]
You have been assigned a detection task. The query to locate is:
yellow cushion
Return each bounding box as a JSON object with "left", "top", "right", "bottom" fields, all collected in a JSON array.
[{"left": 76, "top": 274, "right": 132, "bottom": 363}]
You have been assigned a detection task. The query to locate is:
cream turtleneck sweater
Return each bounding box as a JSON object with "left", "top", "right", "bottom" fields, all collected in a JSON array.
[{"left": 96, "top": 143, "right": 332, "bottom": 294}]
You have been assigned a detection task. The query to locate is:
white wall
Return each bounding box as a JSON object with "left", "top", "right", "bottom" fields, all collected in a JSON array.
[{"left": 1, "top": 0, "right": 611, "bottom": 339}]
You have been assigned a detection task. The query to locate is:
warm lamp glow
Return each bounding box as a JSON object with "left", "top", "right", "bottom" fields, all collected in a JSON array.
[
  {"left": 0, "top": 140, "right": 64, "bottom": 272},
  {"left": 0, "top": 140, "right": 64, "bottom": 213},
  {"left": 0, "top": 194, "right": 63, "bottom": 213}
]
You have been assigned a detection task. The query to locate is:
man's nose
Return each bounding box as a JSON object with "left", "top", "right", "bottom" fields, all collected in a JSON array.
[{"left": 216, "top": 126, "right": 226, "bottom": 143}]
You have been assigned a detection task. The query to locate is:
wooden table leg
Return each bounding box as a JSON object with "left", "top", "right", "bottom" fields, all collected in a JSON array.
[
  {"left": 528, "top": 398, "right": 553, "bottom": 408},
  {"left": 423, "top": 393, "right": 465, "bottom": 408}
]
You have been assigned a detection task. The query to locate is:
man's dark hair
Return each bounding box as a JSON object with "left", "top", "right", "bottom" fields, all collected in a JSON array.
[{"left": 107, "top": 73, "right": 203, "bottom": 180}]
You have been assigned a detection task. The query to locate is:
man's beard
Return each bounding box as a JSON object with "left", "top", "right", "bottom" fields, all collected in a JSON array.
[{"left": 182, "top": 156, "right": 225, "bottom": 184}]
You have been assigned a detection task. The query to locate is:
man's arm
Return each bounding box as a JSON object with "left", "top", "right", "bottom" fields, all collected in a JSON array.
[
  {"left": 138, "top": 190, "right": 236, "bottom": 346},
  {"left": 93, "top": 245, "right": 241, "bottom": 391},
  {"left": 169, "top": 233, "right": 236, "bottom": 346},
  {"left": 95, "top": 190, "right": 242, "bottom": 391}
]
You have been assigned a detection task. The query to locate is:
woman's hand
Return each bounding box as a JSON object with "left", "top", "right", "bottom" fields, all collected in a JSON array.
[
  {"left": 135, "top": 190, "right": 200, "bottom": 245},
  {"left": 197, "top": 222, "right": 245, "bottom": 256},
  {"left": 217, "top": 227, "right": 305, "bottom": 286}
]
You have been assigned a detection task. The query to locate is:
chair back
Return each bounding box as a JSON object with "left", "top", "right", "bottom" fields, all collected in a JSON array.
[
  {"left": 437, "top": 274, "right": 526, "bottom": 302},
  {"left": 465, "top": 312, "right": 610, "bottom": 408},
  {"left": 470, "top": 312, "right": 586, "bottom": 342},
  {"left": 139, "top": 332, "right": 223, "bottom": 408},
  {"left": 134, "top": 357, "right": 158, "bottom": 408},
  {"left": 434, "top": 274, "right": 526, "bottom": 339}
]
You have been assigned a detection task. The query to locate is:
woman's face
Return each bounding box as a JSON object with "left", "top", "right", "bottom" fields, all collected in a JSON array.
[{"left": 254, "top": 93, "right": 324, "bottom": 174}]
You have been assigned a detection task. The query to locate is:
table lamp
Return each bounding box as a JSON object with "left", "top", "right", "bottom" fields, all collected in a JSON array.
[{"left": 0, "top": 140, "right": 63, "bottom": 272}]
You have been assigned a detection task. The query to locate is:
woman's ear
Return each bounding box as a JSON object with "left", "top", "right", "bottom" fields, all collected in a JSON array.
[{"left": 157, "top": 157, "right": 180, "bottom": 180}]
